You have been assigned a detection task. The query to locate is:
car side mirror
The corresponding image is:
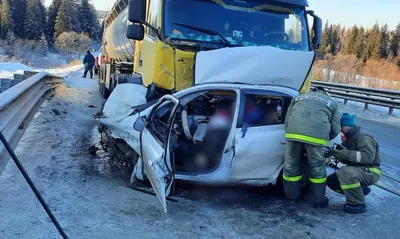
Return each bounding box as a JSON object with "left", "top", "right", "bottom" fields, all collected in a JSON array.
[
  {"left": 307, "top": 10, "right": 323, "bottom": 50},
  {"left": 127, "top": 24, "right": 145, "bottom": 40},
  {"left": 128, "top": 0, "right": 146, "bottom": 23},
  {"left": 133, "top": 116, "right": 146, "bottom": 132}
]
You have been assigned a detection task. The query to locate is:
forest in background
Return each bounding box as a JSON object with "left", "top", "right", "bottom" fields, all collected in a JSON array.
[
  {"left": 0, "top": 0, "right": 103, "bottom": 67},
  {"left": 314, "top": 21, "right": 400, "bottom": 88}
]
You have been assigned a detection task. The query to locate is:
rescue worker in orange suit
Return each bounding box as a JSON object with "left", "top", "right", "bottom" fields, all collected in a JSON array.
[
  {"left": 327, "top": 113, "right": 381, "bottom": 214},
  {"left": 284, "top": 87, "right": 341, "bottom": 207}
]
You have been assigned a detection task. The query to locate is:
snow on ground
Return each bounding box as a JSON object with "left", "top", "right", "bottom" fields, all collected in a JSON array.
[
  {"left": 0, "top": 61, "right": 84, "bottom": 80},
  {"left": 0, "top": 62, "right": 34, "bottom": 79},
  {"left": 335, "top": 98, "right": 400, "bottom": 127},
  {"left": 0, "top": 68, "right": 399, "bottom": 238}
]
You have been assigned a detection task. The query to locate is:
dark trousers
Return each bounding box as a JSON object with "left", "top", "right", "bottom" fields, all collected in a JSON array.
[
  {"left": 283, "top": 141, "right": 327, "bottom": 204},
  {"left": 83, "top": 66, "right": 93, "bottom": 79},
  {"left": 327, "top": 166, "right": 380, "bottom": 204}
]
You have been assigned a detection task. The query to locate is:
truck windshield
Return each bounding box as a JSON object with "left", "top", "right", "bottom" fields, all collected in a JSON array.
[{"left": 163, "top": 0, "right": 309, "bottom": 51}]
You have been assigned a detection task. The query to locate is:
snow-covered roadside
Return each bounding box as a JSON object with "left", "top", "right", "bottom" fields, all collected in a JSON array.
[
  {"left": 0, "top": 62, "right": 83, "bottom": 80},
  {"left": 0, "top": 63, "right": 34, "bottom": 79},
  {"left": 0, "top": 68, "right": 399, "bottom": 238},
  {"left": 335, "top": 98, "right": 400, "bottom": 127}
]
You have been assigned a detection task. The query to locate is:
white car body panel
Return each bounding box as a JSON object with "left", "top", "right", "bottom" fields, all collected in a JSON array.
[
  {"left": 231, "top": 125, "right": 286, "bottom": 182},
  {"left": 141, "top": 128, "right": 169, "bottom": 213},
  {"left": 195, "top": 46, "right": 315, "bottom": 91},
  {"left": 102, "top": 84, "right": 147, "bottom": 121},
  {"left": 97, "top": 81, "right": 343, "bottom": 211}
]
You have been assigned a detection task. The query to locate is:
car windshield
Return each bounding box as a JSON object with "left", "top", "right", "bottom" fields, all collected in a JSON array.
[{"left": 163, "top": 0, "right": 309, "bottom": 51}]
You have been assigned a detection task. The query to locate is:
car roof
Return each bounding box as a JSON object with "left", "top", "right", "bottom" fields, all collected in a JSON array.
[{"left": 174, "top": 83, "right": 299, "bottom": 98}]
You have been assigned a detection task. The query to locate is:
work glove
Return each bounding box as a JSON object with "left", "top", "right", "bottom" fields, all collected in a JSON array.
[{"left": 329, "top": 144, "right": 349, "bottom": 161}]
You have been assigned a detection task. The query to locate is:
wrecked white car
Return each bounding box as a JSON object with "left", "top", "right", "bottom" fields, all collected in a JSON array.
[{"left": 97, "top": 46, "right": 340, "bottom": 212}]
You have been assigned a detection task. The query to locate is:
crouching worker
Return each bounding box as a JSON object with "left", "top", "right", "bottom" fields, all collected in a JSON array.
[{"left": 327, "top": 113, "right": 381, "bottom": 214}]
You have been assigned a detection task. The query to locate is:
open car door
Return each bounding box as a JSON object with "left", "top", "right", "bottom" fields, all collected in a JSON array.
[{"left": 134, "top": 95, "right": 180, "bottom": 213}]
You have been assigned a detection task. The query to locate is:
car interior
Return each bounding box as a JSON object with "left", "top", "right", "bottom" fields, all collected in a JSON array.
[
  {"left": 171, "top": 90, "right": 237, "bottom": 174},
  {"left": 148, "top": 90, "right": 293, "bottom": 175}
]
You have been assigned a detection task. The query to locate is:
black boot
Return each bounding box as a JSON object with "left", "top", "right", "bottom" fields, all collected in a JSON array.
[
  {"left": 362, "top": 186, "right": 371, "bottom": 196},
  {"left": 344, "top": 203, "right": 367, "bottom": 214},
  {"left": 313, "top": 197, "right": 329, "bottom": 208}
]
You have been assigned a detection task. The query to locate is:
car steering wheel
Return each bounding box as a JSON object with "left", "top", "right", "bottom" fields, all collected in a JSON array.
[{"left": 264, "top": 32, "right": 290, "bottom": 42}]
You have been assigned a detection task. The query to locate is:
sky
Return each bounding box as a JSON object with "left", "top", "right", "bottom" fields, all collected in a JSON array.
[
  {"left": 308, "top": 0, "right": 399, "bottom": 30},
  {"left": 45, "top": 0, "right": 400, "bottom": 30}
]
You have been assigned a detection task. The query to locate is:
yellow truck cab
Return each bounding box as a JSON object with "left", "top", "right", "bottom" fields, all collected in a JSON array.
[{"left": 100, "top": 0, "right": 322, "bottom": 100}]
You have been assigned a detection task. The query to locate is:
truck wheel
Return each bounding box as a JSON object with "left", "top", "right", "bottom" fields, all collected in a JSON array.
[
  {"left": 100, "top": 83, "right": 110, "bottom": 99},
  {"left": 103, "top": 87, "right": 110, "bottom": 99}
]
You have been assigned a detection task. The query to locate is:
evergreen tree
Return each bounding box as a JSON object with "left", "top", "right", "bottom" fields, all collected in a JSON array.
[
  {"left": 98, "top": 20, "right": 104, "bottom": 41},
  {"left": 70, "top": 0, "right": 83, "bottom": 33},
  {"left": 46, "top": 0, "right": 62, "bottom": 44},
  {"left": 0, "top": 0, "right": 14, "bottom": 39},
  {"left": 80, "top": 0, "right": 91, "bottom": 33},
  {"left": 24, "top": 0, "right": 46, "bottom": 40},
  {"left": 11, "top": 0, "right": 27, "bottom": 38},
  {"left": 320, "top": 21, "right": 330, "bottom": 53},
  {"left": 330, "top": 25, "right": 340, "bottom": 55},
  {"left": 389, "top": 22, "right": 400, "bottom": 59},
  {"left": 54, "top": 0, "right": 73, "bottom": 39},
  {"left": 354, "top": 26, "right": 365, "bottom": 59},
  {"left": 5, "top": 30, "right": 17, "bottom": 55},
  {"left": 364, "top": 23, "right": 381, "bottom": 60},
  {"left": 380, "top": 23, "right": 389, "bottom": 59},
  {"left": 88, "top": 3, "right": 100, "bottom": 40},
  {"left": 344, "top": 25, "right": 358, "bottom": 55},
  {"left": 38, "top": 33, "right": 49, "bottom": 55},
  {"left": 335, "top": 24, "right": 344, "bottom": 53},
  {"left": 78, "top": 0, "right": 100, "bottom": 40}
]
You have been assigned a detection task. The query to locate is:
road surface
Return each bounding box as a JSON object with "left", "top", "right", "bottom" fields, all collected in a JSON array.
[{"left": 0, "top": 68, "right": 399, "bottom": 239}]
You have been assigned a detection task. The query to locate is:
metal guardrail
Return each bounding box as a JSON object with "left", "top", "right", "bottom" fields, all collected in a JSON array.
[
  {"left": 0, "top": 71, "right": 62, "bottom": 176},
  {"left": 311, "top": 81, "right": 400, "bottom": 115}
]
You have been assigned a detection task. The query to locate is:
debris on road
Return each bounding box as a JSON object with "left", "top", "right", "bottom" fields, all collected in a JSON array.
[
  {"left": 88, "top": 145, "right": 100, "bottom": 155},
  {"left": 52, "top": 109, "right": 62, "bottom": 116}
]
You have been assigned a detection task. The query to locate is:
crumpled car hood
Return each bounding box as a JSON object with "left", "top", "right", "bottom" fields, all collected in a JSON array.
[{"left": 194, "top": 46, "right": 315, "bottom": 91}]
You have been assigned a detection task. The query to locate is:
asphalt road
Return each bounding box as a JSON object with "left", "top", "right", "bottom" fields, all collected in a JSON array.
[{"left": 0, "top": 71, "right": 399, "bottom": 238}]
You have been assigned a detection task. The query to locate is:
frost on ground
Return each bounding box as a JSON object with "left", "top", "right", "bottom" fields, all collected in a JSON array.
[
  {"left": 0, "top": 69, "right": 399, "bottom": 238},
  {"left": 0, "top": 62, "right": 34, "bottom": 79},
  {"left": 335, "top": 97, "right": 400, "bottom": 126}
]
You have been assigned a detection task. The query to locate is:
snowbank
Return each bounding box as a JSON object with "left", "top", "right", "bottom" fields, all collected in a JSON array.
[{"left": 0, "top": 62, "right": 33, "bottom": 79}]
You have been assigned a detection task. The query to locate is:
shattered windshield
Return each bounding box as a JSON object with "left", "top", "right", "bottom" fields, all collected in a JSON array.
[{"left": 163, "top": 0, "right": 309, "bottom": 51}]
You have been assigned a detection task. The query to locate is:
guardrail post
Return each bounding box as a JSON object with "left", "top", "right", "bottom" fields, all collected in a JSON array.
[
  {"left": 389, "top": 107, "right": 394, "bottom": 115},
  {"left": 364, "top": 103, "right": 369, "bottom": 111}
]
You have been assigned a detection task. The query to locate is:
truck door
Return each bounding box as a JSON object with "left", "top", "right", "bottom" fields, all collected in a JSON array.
[{"left": 136, "top": 95, "right": 179, "bottom": 213}]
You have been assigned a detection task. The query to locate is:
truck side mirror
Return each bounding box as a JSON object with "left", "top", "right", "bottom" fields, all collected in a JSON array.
[
  {"left": 127, "top": 24, "right": 145, "bottom": 40},
  {"left": 129, "top": 0, "right": 146, "bottom": 24},
  {"left": 307, "top": 10, "right": 323, "bottom": 50},
  {"left": 134, "top": 116, "right": 147, "bottom": 132}
]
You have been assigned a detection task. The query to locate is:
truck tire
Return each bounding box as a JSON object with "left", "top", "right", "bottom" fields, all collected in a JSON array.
[{"left": 100, "top": 83, "right": 110, "bottom": 99}]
